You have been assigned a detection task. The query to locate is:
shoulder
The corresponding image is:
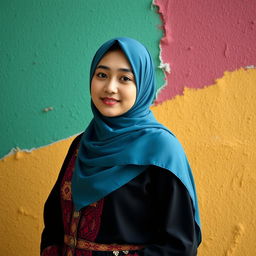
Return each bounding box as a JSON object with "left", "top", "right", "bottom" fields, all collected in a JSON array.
[
  {"left": 61, "top": 132, "right": 84, "bottom": 166},
  {"left": 147, "top": 165, "right": 176, "bottom": 178},
  {"left": 68, "top": 132, "right": 84, "bottom": 152},
  {"left": 145, "top": 165, "right": 180, "bottom": 184},
  {"left": 146, "top": 129, "right": 185, "bottom": 156},
  {"left": 147, "top": 165, "right": 189, "bottom": 192},
  {"left": 55, "top": 132, "right": 84, "bottom": 180},
  {"left": 72, "top": 132, "right": 84, "bottom": 146}
]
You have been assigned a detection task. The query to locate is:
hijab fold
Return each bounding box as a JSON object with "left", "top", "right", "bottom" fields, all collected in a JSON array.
[{"left": 72, "top": 37, "right": 201, "bottom": 242}]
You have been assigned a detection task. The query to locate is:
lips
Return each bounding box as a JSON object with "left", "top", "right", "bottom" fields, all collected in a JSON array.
[{"left": 101, "top": 97, "right": 120, "bottom": 106}]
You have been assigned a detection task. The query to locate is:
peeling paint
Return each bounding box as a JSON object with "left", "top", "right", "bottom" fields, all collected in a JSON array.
[
  {"left": 158, "top": 57, "right": 171, "bottom": 73},
  {"left": 245, "top": 65, "right": 256, "bottom": 69},
  {"left": 155, "top": 45, "right": 171, "bottom": 102},
  {"left": 152, "top": 0, "right": 171, "bottom": 101},
  {"left": 152, "top": 0, "right": 170, "bottom": 45},
  {"left": 0, "top": 133, "right": 81, "bottom": 161},
  {"left": 153, "top": 0, "right": 256, "bottom": 103},
  {"left": 1, "top": 147, "right": 34, "bottom": 161}
]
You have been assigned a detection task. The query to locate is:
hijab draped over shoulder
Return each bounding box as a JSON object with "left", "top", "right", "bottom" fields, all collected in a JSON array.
[{"left": 72, "top": 37, "right": 201, "bottom": 241}]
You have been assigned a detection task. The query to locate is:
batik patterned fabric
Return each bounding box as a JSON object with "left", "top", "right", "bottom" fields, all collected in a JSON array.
[{"left": 59, "top": 143, "right": 140, "bottom": 256}]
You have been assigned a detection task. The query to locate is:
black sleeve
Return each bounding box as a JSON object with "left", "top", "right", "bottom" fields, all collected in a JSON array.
[
  {"left": 141, "top": 168, "right": 200, "bottom": 256},
  {"left": 40, "top": 133, "right": 82, "bottom": 253}
]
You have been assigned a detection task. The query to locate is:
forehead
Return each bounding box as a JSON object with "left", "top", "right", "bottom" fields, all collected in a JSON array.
[{"left": 98, "top": 50, "right": 132, "bottom": 69}]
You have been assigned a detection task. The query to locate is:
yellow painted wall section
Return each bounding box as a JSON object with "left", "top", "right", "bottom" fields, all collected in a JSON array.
[
  {"left": 0, "top": 137, "right": 75, "bottom": 255},
  {"left": 0, "top": 68, "right": 255, "bottom": 255},
  {"left": 152, "top": 68, "right": 256, "bottom": 255}
]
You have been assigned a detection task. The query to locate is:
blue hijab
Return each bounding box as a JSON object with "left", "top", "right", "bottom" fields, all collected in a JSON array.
[{"left": 72, "top": 37, "right": 201, "bottom": 240}]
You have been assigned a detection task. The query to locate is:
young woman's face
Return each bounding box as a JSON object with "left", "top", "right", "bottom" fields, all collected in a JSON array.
[{"left": 91, "top": 50, "right": 137, "bottom": 117}]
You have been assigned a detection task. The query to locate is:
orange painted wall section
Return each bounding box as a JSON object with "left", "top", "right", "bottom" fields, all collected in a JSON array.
[{"left": 1, "top": 68, "right": 256, "bottom": 255}]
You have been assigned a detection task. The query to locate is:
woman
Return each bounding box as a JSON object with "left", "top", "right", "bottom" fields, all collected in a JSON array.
[{"left": 41, "top": 37, "right": 201, "bottom": 256}]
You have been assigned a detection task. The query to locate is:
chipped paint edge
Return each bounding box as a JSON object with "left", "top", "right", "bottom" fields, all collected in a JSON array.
[
  {"left": 152, "top": 0, "right": 171, "bottom": 104},
  {"left": 0, "top": 132, "right": 82, "bottom": 160}
]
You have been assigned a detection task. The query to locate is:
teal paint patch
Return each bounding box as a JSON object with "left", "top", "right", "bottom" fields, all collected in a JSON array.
[{"left": 0, "top": 0, "right": 163, "bottom": 158}]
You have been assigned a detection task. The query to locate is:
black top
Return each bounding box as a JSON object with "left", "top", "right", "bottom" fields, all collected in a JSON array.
[{"left": 41, "top": 134, "right": 200, "bottom": 255}]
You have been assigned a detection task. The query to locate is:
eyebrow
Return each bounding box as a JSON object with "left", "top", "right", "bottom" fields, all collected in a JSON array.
[{"left": 96, "top": 65, "right": 133, "bottom": 73}]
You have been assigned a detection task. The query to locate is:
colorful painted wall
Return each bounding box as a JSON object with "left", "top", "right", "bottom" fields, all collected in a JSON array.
[{"left": 0, "top": 0, "right": 255, "bottom": 255}]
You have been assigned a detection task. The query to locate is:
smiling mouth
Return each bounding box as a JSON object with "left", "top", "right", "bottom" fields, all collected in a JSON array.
[{"left": 101, "top": 97, "right": 120, "bottom": 105}]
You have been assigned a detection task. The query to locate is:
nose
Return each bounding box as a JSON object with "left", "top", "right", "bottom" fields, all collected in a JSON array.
[{"left": 104, "top": 78, "right": 118, "bottom": 94}]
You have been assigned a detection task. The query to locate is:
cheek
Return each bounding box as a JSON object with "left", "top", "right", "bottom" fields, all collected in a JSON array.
[
  {"left": 130, "top": 86, "right": 137, "bottom": 104},
  {"left": 121, "top": 85, "right": 137, "bottom": 108}
]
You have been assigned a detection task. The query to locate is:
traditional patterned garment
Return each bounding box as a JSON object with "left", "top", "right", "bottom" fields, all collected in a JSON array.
[
  {"left": 41, "top": 37, "right": 201, "bottom": 256},
  {"left": 41, "top": 134, "right": 199, "bottom": 256}
]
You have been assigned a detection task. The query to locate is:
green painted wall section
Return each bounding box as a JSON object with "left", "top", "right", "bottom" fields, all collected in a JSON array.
[{"left": 0, "top": 0, "right": 163, "bottom": 158}]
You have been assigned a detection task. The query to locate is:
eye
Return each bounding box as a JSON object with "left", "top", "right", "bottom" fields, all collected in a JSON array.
[
  {"left": 96, "top": 72, "right": 107, "bottom": 79},
  {"left": 120, "top": 76, "right": 132, "bottom": 82}
]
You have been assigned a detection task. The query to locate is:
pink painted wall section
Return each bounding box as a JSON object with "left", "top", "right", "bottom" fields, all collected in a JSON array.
[{"left": 154, "top": 0, "right": 256, "bottom": 103}]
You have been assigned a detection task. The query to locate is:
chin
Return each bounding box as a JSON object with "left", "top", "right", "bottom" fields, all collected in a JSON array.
[{"left": 99, "top": 111, "right": 120, "bottom": 117}]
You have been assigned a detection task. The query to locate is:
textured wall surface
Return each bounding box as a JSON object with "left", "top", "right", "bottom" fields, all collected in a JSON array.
[
  {"left": 0, "top": 0, "right": 163, "bottom": 159},
  {"left": 1, "top": 69, "right": 255, "bottom": 255},
  {"left": 154, "top": 0, "right": 256, "bottom": 102},
  {"left": 0, "top": 137, "right": 75, "bottom": 255},
  {"left": 152, "top": 1, "right": 256, "bottom": 254},
  {"left": 152, "top": 68, "right": 256, "bottom": 255},
  {"left": 1, "top": 0, "right": 256, "bottom": 255}
]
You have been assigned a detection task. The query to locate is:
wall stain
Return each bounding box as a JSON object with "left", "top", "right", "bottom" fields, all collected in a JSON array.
[
  {"left": 225, "top": 224, "right": 244, "bottom": 256},
  {"left": 43, "top": 106, "right": 54, "bottom": 112},
  {"left": 17, "top": 207, "right": 38, "bottom": 220},
  {"left": 231, "top": 173, "right": 245, "bottom": 190}
]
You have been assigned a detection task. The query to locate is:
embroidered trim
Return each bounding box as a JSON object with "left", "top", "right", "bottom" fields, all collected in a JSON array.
[
  {"left": 77, "top": 199, "right": 104, "bottom": 240},
  {"left": 64, "top": 234, "right": 144, "bottom": 251},
  {"left": 60, "top": 140, "right": 141, "bottom": 256},
  {"left": 61, "top": 181, "right": 72, "bottom": 201}
]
